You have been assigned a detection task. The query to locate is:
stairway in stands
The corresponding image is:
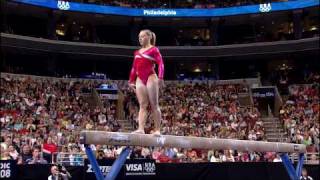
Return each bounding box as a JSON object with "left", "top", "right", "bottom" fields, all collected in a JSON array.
[{"left": 262, "top": 117, "right": 287, "bottom": 142}]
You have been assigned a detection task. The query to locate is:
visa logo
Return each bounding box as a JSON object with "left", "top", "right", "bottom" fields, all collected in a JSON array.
[{"left": 126, "top": 164, "right": 142, "bottom": 171}]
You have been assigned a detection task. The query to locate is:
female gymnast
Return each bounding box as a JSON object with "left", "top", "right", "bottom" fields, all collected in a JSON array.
[{"left": 128, "top": 29, "right": 164, "bottom": 135}]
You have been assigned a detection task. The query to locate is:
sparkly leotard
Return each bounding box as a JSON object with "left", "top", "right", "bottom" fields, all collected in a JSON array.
[{"left": 129, "top": 46, "right": 164, "bottom": 85}]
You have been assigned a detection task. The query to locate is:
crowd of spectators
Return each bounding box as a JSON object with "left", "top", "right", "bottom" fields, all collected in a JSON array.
[
  {"left": 0, "top": 75, "right": 120, "bottom": 164},
  {"left": 279, "top": 83, "right": 319, "bottom": 153},
  {"left": 124, "top": 82, "right": 272, "bottom": 162},
  {"left": 72, "top": 0, "right": 289, "bottom": 9},
  {"left": 1, "top": 73, "right": 318, "bottom": 165}
]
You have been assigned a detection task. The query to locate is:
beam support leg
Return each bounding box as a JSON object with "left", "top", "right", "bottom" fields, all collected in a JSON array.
[
  {"left": 280, "top": 153, "right": 303, "bottom": 180},
  {"left": 85, "top": 145, "right": 104, "bottom": 180},
  {"left": 295, "top": 153, "right": 304, "bottom": 178},
  {"left": 105, "top": 147, "right": 131, "bottom": 180}
]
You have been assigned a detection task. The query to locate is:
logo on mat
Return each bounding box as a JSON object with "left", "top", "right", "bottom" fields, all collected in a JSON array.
[
  {"left": 108, "top": 134, "right": 130, "bottom": 144},
  {"left": 156, "top": 136, "right": 166, "bottom": 146},
  {"left": 86, "top": 164, "right": 111, "bottom": 174},
  {"left": 125, "top": 162, "right": 156, "bottom": 176},
  {"left": 259, "top": 3, "right": 271, "bottom": 13},
  {"left": 57, "top": 1, "right": 70, "bottom": 10},
  {"left": 144, "top": 162, "right": 156, "bottom": 173}
]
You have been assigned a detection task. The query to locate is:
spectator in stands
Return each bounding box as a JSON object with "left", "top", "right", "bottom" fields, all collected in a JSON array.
[
  {"left": 96, "top": 149, "right": 106, "bottom": 160},
  {"left": 164, "top": 147, "right": 176, "bottom": 159},
  {"left": 70, "top": 146, "right": 83, "bottom": 166},
  {"left": 0, "top": 135, "right": 12, "bottom": 152},
  {"left": 26, "top": 147, "right": 48, "bottom": 164},
  {"left": 20, "top": 144, "right": 32, "bottom": 164},
  {"left": 8, "top": 145, "right": 19, "bottom": 160},
  {"left": 152, "top": 147, "right": 162, "bottom": 162},
  {"left": 0, "top": 146, "right": 12, "bottom": 160},
  {"left": 238, "top": 152, "right": 250, "bottom": 162},
  {"left": 209, "top": 150, "right": 221, "bottom": 162},
  {"left": 141, "top": 147, "right": 151, "bottom": 158},
  {"left": 272, "top": 154, "right": 282, "bottom": 162},
  {"left": 308, "top": 154, "right": 319, "bottom": 165},
  {"left": 157, "top": 148, "right": 171, "bottom": 163},
  {"left": 42, "top": 137, "right": 58, "bottom": 163},
  {"left": 224, "top": 150, "right": 235, "bottom": 162}
]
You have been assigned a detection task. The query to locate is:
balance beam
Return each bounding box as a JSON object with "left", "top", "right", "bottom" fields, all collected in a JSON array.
[{"left": 80, "top": 131, "right": 306, "bottom": 153}]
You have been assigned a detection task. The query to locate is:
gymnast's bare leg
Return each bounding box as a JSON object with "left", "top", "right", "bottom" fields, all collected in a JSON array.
[
  {"left": 147, "top": 74, "right": 162, "bottom": 135},
  {"left": 132, "top": 77, "right": 149, "bottom": 134}
]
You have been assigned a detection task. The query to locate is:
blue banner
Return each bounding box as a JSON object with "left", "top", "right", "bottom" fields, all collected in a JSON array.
[
  {"left": 252, "top": 88, "right": 275, "bottom": 98},
  {"left": 12, "top": 0, "right": 320, "bottom": 17}
]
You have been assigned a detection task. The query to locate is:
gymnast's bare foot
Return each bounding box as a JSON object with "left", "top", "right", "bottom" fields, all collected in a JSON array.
[
  {"left": 132, "top": 129, "right": 145, "bottom": 134},
  {"left": 151, "top": 130, "right": 161, "bottom": 136}
]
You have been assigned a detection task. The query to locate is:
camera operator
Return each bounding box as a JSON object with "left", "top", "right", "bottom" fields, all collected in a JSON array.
[{"left": 48, "top": 164, "right": 72, "bottom": 180}]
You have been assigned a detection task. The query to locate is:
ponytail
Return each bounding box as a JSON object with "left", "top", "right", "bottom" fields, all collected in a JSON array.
[{"left": 150, "top": 32, "right": 156, "bottom": 46}]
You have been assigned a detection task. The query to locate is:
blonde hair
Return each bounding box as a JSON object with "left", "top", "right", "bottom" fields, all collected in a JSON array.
[{"left": 141, "top": 29, "right": 156, "bottom": 46}]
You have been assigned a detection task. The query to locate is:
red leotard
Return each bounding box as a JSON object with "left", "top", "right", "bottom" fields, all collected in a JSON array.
[{"left": 129, "top": 46, "right": 164, "bottom": 85}]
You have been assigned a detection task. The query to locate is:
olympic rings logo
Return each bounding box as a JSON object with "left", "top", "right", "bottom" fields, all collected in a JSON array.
[
  {"left": 259, "top": 3, "right": 272, "bottom": 13},
  {"left": 57, "top": 1, "right": 70, "bottom": 11},
  {"left": 143, "top": 162, "right": 156, "bottom": 173}
]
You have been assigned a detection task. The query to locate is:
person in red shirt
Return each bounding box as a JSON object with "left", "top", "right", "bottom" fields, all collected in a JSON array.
[
  {"left": 42, "top": 137, "right": 57, "bottom": 162},
  {"left": 43, "top": 137, "right": 57, "bottom": 154},
  {"left": 129, "top": 29, "right": 164, "bottom": 135}
]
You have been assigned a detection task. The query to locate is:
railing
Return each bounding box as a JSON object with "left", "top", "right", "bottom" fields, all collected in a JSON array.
[
  {"left": 54, "top": 152, "right": 86, "bottom": 166},
  {"left": 267, "top": 104, "right": 274, "bottom": 117},
  {"left": 51, "top": 151, "right": 319, "bottom": 166},
  {"left": 289, "top": 153, "right": 319, "bottom": 165},
  {"left": 2, "top": 33, "right": 319, "bottom": 58},
  {"left": 1, "top": 72, "right": 259, "bottom": 89},
  {"left": 274, "top": 86, "right": 283, "bottom": 117},
  {"left": 278, "top": 127, "right": 288, "bottom": 143}
]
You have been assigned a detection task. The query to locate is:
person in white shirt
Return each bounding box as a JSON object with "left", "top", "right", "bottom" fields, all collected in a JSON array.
[
  {"left": 8, "top": 145, "right": 19, "bottom": 160},
  {"left": 210, "top": 151, "right": 221, "bottom": 162},
  {"left": 272, "top": 154, "right": 282, "bottom": 162}
]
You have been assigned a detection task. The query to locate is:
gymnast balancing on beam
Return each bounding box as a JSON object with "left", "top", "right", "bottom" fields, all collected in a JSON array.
[{"left": 128, "top": 29, "right": 165, "bottom": 136}]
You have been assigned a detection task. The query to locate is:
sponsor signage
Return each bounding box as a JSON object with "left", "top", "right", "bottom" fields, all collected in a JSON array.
[
  {"left": 0, "top": 161, "right": 16, "bottom": 180},
  {"left": 252, "top": 88, "right": 275, "bottom": 98},
  {"left": 57, "top": 0, "right": 70, "bottom": 10},
  {"left": 84, "top": 159, "right": 156, "bottom": 179}
]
